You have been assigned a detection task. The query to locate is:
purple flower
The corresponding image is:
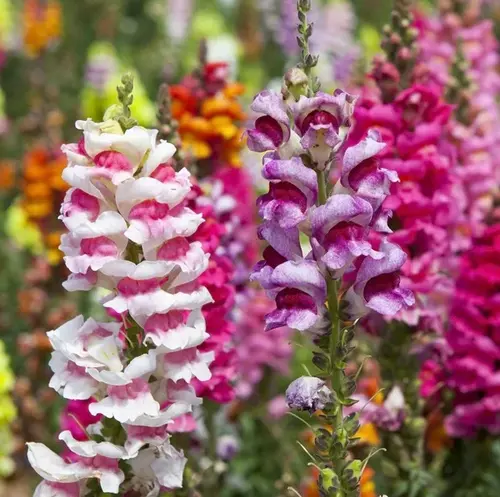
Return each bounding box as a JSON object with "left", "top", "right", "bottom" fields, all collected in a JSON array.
[
  {"left": 311, "top": 193, "right": 381, "bottom": 276},
  {"left": 286, "top": 376, "right": 334, "bottom": 414},
  {"left": 338, "top": 130, "right": 397, "bottom": 211},
  {"left": 293, "top": 91, "right": 357, "bottom": 165},
  {"left": 263, "top": 260, "right": 327, "bottom": 332},
  {"left": 216, "top": 435, "right": 240, "bottom": 461},
  {"left": 258, "top": 157, "right": 318, "bottom": 229},
  {"left": 345, "top": 240, "right": 415, "bottom": 318},
  {"left": 246, "top": 90, "right": 291, "bottom": 152}
]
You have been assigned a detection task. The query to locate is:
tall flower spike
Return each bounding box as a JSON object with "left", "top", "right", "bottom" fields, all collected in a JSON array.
[
  {"left": 249, "top": 3, "right": 413, "bottom": 497},
  {"left": 377, "top": 0, "right": 418, "bottom": 100},
  {"left": 28, "top": 80, "right": 215, "bottom": 496}
]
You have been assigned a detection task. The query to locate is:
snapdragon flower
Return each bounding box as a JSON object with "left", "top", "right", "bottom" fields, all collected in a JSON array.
[
  {"left": 247, "top": 4, "right": 413, "bottom": 492},
  {"left": 28, "top": 80, "right": 216, "bottom": 496}
]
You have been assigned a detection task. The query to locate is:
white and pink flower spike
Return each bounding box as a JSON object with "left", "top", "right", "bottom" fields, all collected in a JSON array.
[{"left": 28, "top": 118, "right": 214, "bottom": 496}]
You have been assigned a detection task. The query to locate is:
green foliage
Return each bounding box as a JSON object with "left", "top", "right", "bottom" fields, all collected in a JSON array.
[
  {"left": 219, "top": 413, "right": 306, "bottom": 497},
  {"left": 442, "top": 439, "right": 500, "bottom": 497}
]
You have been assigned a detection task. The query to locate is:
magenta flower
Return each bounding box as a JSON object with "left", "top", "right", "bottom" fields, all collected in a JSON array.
[{"left": 427, "top": 225, "right": 500, "bottom": 437}]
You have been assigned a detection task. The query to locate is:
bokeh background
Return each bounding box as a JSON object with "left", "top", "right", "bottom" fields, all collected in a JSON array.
[{"left": 2, "top": 1, "right": 500, "bottom": 497}]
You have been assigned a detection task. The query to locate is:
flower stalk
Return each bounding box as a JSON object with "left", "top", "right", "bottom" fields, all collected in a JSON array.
[{"left": 247, "top": 3, "right": 413, "bottom": 496}]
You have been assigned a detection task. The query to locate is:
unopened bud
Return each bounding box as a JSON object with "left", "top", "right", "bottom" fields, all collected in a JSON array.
[
  {"left": 99, "top": 118, "right": 124, "bottom": 135},
  {"left": 284, "top": 67, "right": 309, "bottom": 101}
]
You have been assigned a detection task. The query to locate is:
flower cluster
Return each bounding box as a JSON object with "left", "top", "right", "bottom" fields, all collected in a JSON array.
[
  {"left": 187, "top": 181, "right": 237, "bottom": 406},
  {"left": 248, "top": 88, "right": 413, "bottom": 334},
  {"left": 20, "top": 146, "right": 68, "bottom": 264},
  {"left": 416, "top": 6, "right": 500, "bottom": 243},
  {"left": 28, "top": 116, "right": 216, "bottom": 496},
  {"left": 0, "top": 340, "right": 16, "bottom": 478},
  {"left": 169, "top": 62, "right": 246, "bottom": 168},
  {"left": 426, "top": 224, "right": 500, "bottom": 437},
  {"left": 353, "top": 80, "right": 456, "bottom": 332},
  {"left": 22, "top": 0, "right": 62, "bottom": 57}
]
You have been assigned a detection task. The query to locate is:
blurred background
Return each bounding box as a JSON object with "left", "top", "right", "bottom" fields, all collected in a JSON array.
[{"left": 2, "top": 1, "right": 500, "bottom": 497}]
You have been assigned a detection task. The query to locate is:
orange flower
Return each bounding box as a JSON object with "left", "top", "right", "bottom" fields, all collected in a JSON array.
[
  {"left": 20, "top": 146, "right": 68, "bottom": 263},
  {"left": 360, "top": 467, "right": 377, "bottom": 497},
  {"left": 359, "top": 376, "right": 384, "bottom": 405},
  {"left": 356, "top": 422, "right": 381, "bottom": 446},
  {"left": 0, "top": 161, "right": 15, "bottom": 190},
  {"left": 170, "top": 68, "right": 246, "bottom": 169},
  {"left": 23, "top": 0, "right": 62, "bottom": 57},
  {"left": 426, "top": 410, "right": 452, "bottom": 454}
]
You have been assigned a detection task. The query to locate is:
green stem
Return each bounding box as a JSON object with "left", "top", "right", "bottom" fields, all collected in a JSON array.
[{"left": 317, "top": 170, "right": 344, "bottom": 494}]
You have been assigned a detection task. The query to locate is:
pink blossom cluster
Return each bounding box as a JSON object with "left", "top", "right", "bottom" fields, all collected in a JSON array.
[
  {"left": 28, "top": 119, "right": 216, "bottom": 497},
  {"left": 352, "top": 79, "right": 457, "bottom": 332},
  {"left": 188, "top": 181, "right": 237, "bottom": 406},
  {"left": 416, "top": 9, "right": 500, "bottom": 242},
  {"left": 234, "top": 289, "right": 292, "bottom": 399},
  {"left": 422, "top": 224, "right": 500, "bottom": 437}
]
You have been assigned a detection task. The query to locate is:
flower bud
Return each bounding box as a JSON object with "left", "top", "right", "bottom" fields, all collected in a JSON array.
[
  {"left": 286, "top": 376, "right": 334, "bottom": 414},
  {"left": 284, "top": 68, "right": 309, "bottom": 101}
]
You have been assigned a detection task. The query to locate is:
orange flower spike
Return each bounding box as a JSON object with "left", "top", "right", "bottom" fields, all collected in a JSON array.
[
  {"left": 360, "top": 376, "right": 384, "bottom": 405},
  {"left": 45, "top": 231, "right": 62, "bottom": 250},
  {"left": 48, "top": 156, "right": 68, "bottom": 192},
  {"left": 45, "top": 0, "right": 62, "bottom": 40},
  {"left": 179, "top": 114, "right": 213, "bottom": 138},
  {"left": 210, "top": 115, "right": 239, "bottom": 141},
  {"left": 201, "top": 97, "right": 246, "bottom": 122},
  {"left": 23, "top": 200, "right": 53, "bottom": 220},
  {"left": 170, "top": 86, "right": 197, "bottom": 120},
  {"left": 23, "top": 0, "right": 61, "bottom": 57}
]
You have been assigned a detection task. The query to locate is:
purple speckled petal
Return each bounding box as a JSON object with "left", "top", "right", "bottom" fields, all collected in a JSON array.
[
  {"left": 251, "top": 90, "right": 290, "bottom": 126},
  {"left": 262, "top": 156, "right": 318, "bottom": 204},
  {"left": 345, "top": 240, "right": 414, "bottom": 318},
  {"left": 270, "top": 260, "right": 326, "bottom": 302},
  {"left": 293, "top": 91, "right": 357, "bottom": 131},
  {"left": 247, "top": 129, "right": 280, "bottom": 152},
  {"left": 372, "top": 208, "right": 393, "bottom": 233},
  {"left": 258, "top": 222, "right": 302, "bottom": 260},
  {"left": 265, "top": 301, "right": 319, "bottom": 332},
  {"left": 340, "top": 131, "right": 396, "bottom": 210},
  {"left": 310, "top": 194, "right": 377, "bottom": 274},
  {"left": 311, "top": 194, "right": 373, "bottom": 238}
]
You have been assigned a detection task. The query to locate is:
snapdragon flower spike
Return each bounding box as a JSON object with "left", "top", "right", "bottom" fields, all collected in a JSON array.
[
  {"left": 29, "top": 118, "right": 215, "bottom": 496},
  {"left": 250, "top": 85, "right": 412, "bottom": 337}
]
